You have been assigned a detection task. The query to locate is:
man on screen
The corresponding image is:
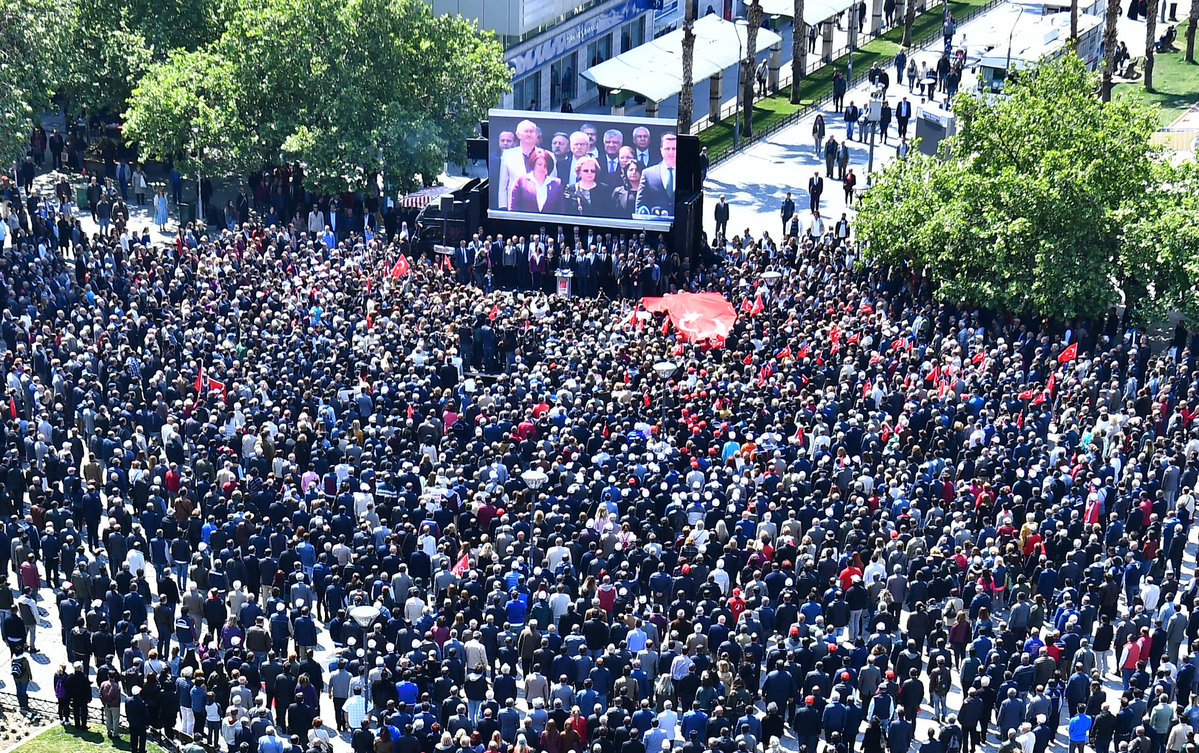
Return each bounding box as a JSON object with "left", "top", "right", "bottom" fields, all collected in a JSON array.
[
  {"left": 550, "top": 132, "right": 572, "bottom": 181},
  {"left": 600, "top": 129, "right": 625, "bottom": 182},
  {"left": 632, "top": 127, "right": 657, "bottom": 167},
  {"left": 635, "top": 133, "right": 678, "bottom": 217},
  {"left": 563, "top": 132, "right": 592, "bottom": 186},
  {"left": 581, "top": 124, "right": 600, "bottom": 158},
  {"left": 496, "top": 119, "right": 541, "bottom": 210}
]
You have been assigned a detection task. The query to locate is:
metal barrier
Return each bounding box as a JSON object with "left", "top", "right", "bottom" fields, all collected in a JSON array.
[
  {"left": 0, "top": 691, "right": 181, "bottom": 752},
  {"left": 703, "top": 0, "right": 1001, "bottom": 164}
]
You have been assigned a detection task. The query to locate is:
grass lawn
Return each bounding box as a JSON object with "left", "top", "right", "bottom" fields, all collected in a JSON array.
[
  {"left": 1114, "top": 22, "right": 1199, "bottom": 126},
  {"left": 699, "top": 0, "right": 994, "bottom": 159},
  {"left": 12, "top": 725, "right": 167, "bottom": 753}
]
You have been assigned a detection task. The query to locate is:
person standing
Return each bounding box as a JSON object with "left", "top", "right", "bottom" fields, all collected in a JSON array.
[
  {"left": 824, "top": 135, "right": 839, "bottom": 178},
  {"left": 714, "top": 196, "right": 730, "bottom": 239},
  {"left": 780, "top": 192, "right": 795, "bottom": 236},
  {"left": 837, "top": 139, "right": 850, "bottom": 180},
  {"left": 845, "top": 101, "right": 860, "bottom": 140},
  {"left": 896, "top": 97, "right": 912, "bottom": 138},
  {"left": 12, "top": 647, "right": 32, "bottom": 711},
  {"left": 127, "top": 686, "right": 150, "bottom": 753},
  {"left": 1068, "top": 706, "right": 1093, "bottom": 753},
  {"left": 813, "top": 114, "right": 827, "bottom": 156},
  {"left": 133, "top": 166, "right": 148, "bottom": 206},
  {"left": 101, "top": 673, "right": 122, "bottom": 738},
  {"left": 69, "top": 661, "right": 92, "bottom": 727},
  {"left": 807, "top": 172, "right": 824, "bottom": 212}
]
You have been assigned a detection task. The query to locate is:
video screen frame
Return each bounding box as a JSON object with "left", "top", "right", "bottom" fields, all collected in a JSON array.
[{"left": 487, "top": 109, "right": 678, "bottom": 231}]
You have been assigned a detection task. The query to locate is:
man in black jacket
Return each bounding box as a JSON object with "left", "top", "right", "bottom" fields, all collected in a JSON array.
[{"left": 127, "top": 686, "right": 150, "bottom": 753}]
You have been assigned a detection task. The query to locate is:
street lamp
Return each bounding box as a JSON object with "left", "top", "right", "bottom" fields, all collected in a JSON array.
[
  {"left": 653, "top": 361, "right": 678, "bottom": 379},
  {"left": 732, "top": 17, "right": 749, "bottom": 151},
  {"left": 866, "top": 84, "right": 884, "bottom": 174},
  {"left": 521, "top": 469, "right": 548, "bottom": 490},
  {"left": 349, "top": 604, "right": 380, "bottom": 630},
  {"left": 1004, "top": 6, "right": 1026, "bottom": 92}
]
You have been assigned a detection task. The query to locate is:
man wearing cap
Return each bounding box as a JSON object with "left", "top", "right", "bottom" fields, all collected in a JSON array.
[
  {"left": 795, "top": 695, "right": 822, "bottom": 753},
  {"left": 127, "top": 686, "right": 150, "bottom": 753}
]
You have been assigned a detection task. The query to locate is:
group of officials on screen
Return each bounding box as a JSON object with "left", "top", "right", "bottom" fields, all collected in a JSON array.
[{"left": 495, "top": 119, "right": 677, "bottom": 220}]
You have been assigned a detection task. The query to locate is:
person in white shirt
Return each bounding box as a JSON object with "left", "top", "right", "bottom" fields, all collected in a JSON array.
[{"left": 656, "top": 700, "right": 680, "bottom": 740}]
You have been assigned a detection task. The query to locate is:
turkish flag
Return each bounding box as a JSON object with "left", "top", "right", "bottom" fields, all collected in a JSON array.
[
  {"left": 195, "top": 366, "right": 205, "bottom": 394},
  {"left": 750, "top": 296, "right": 764, "bottom": 317},
  {"left": 451, "top": 554, "right": 470, "bottom": 577},
  {"left": 489, "top": 305, "right": 500, "bottom": 322},
  {"left": 8, "top": 396, "right": 16, "bottom": 420},
  {"left": 207, "top": 378, "right": 226, "bottom": 401},
  {"left": 775, "top": 346, "right": 792, "bottom": 360},
  {"left": 1058, "top": 342, "right": 1078, "bottom": 364},
  {"left": 743, "top": 354, "right": 754, "bottom": 366},
  {"left": 391, "top": 254, "right": 411, "bottom": 279}
]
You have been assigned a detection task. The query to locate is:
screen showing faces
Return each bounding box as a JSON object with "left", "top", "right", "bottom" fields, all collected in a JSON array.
[{"left": 487, "top": 109, "right": 678, "bottom": 230}]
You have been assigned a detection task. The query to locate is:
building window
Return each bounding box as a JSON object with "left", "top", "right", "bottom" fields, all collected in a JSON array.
[
  {"left": 550, "top": 53, "right": 577, "bottom": 110},
  {"left": 585, "top": 35, "right": 613, "bottom": 90},
  {"left": 620, "top": 17, "right": 645, "bottom": 52},
  {"left": 513, "top": 72, "right": 542, "bottom": 111}
]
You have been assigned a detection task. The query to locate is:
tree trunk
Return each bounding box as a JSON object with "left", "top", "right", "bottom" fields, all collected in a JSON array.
[
  {"left": 1070, "top": 0, "right": 1079, "bottom": 43},
  {"left": 1186, "top": 3, "right": 1198, "bottom": 62},
  {"left": 1146, "top": 0, "right": 1159, "bottom": 90},
  {"left": 1101, "top": 0, "right": 1120, "bottom": 99},
  {"left": 902, "top": 0, "right": 917, "bottom": 47},
  {"left": 791, "top": 0, "right": 807, "bottom": 103},
  {"left": 678, "top": 0, "right": 697, "bottom": 132},
  {"left": 742, "top": 0, "right": 764, "bottom": 138}
]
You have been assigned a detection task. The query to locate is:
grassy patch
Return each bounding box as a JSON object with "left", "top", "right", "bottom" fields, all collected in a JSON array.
[
  {"left": 1114, "top": 22, "right": 1199, "bottom": 126},
  {"left": 13, "top": 726, "right": 167, "bottom": 753},
  {"left": 700, "top": 0, "right": 993, "bottom": 159}
]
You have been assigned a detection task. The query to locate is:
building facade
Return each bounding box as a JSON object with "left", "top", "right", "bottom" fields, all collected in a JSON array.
[{"left": 428, "top": 0, "right": 658, "bottom": 111}]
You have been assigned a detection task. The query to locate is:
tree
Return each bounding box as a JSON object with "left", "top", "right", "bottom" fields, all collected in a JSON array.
[
  {"left": 902, "top": 0, "right": 917, "bottom": 47},
  {"left": 790, "top": 0, "right": 807, "bottom": 103},
  {"left": 0, "top": 0, "right": 71, "bottom": 162},
  {"left": 1145, "top": 0, "right": 1160, "bottom": 90},
  {"left": 678, "top": 0, "right": 697, "bottom": 132},
  {"left": 125, "top": 0, "right": 510, "bottom": 193},
  {"left": 855, "top": 55, "right": 1170, "bottom": 322},
  {"left": 741, "top": 0, "right": 764, "bottom": 139},
  {"left": 1100, "top": 0, "right": 1121, "bottom": 101},
  {"left": 1186, "top": 6, "right": 1198, "bottom": 62}
]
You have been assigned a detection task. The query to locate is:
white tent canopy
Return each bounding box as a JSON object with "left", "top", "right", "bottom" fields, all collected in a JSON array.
[
  {"left": 581, "top": 14, "right": 783, "bottom": 104},
  {"left": 758, "top": 0, "right": 860, "bottom": 26}
]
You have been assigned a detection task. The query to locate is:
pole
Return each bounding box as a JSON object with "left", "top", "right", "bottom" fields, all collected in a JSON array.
[
  {"left": 867, "top": 118, "right": 877, "bottom": 173},
  {"left": 1005, "top": 7, "right": 1025, "bottom": 88},
  {"left": 734, "top": 33, "right": 744, "bottom": 151}
]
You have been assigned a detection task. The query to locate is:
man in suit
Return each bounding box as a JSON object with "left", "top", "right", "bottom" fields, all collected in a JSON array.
[
  {"left": 562, "top": 132, "right": 592, "bottom": 186},
  {"left": 896, "top": 97, "right": 913, "bottom": 138},
  {"left": 600, "top": 129, "right": 625, "bottom": 184},
  {"left": 631, "top": 127, "right": 657, "bottom": 168},
  {"left": 635, "top": 133, "right": 679, "bottom": 217},
  {"left": 808, "top": 172, "right": 824, "bottom": 212},
  {"left": 496, "top": 119, "right": 541, "bottom": 210},
  {"left": 550, "top": 133, "right": 572, "bottom": 181},
  {"left": 714, "top": 196, "right": 730, "bottom": 238}
]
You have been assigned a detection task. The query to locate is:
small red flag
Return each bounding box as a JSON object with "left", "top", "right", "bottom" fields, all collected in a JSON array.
[
  {"left": 750, "top": 296, "right": 764, "bottom": 317},
  {"left": 673, "top": 344, "right": 685, "bottom": 356},
  {"left": 972, "top": 352, "right": 986, "bottom": 365},
  {"left": 643, "top": 393, "right": 652, "bottom": 408},
  {"left": 797, "top": 345, "right": 811, "bottom": 359},
  {"left": 661, "top": 318, "right": 671, "bottom": 336},
  {"left": 1047, "top": 373, "right": 1057, "bottom": 397},
  {"left": 8, "top": 396, "right": 16, "bottom": 420},
  {"left": 847, "top": 332, "right": 861, "bottom": 345},
  {"left": 743, "top": 354, "right": 754, "bottom": 366},
  {"left": 407, "top": 404, "right": 414, "bottom": 420},
  {"left": 451, "top": 554, "right": 470, "bottom": 577},
  {"left": 775, "top": 346, "right": 792, "bottom": 360},
  {"left": 881, "top": 422, "right": 893, "bottom": 443},
  {"left": 489, "top": 305, "right": 500, "bottom": 322},
  {"left": 1017, "top": 411, "right": 1025, "bottom": 429},
  {"left": 741, "top": 298, "right": 753, "bottom": 314},
  {"left": 862, "top": 380, "right": 872, "bottom": 400},
  {"left": 1019, "top": 388, "right": 1037, "bottom": 400},
  {"left": 195, "top": 366, "right": 205, "bottom": 394},
  {"left": 1058, "top": 342, "right": 1078, "bottom": 364}
]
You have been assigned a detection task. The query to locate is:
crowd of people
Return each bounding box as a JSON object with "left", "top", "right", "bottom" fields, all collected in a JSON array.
[{"left": 2, "top": 155, "right": 1199, "bottom": 753}]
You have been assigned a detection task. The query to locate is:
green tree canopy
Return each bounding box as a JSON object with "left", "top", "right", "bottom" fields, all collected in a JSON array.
[
  {"left": 856, "top": 54, "right": 1198, "bottom": 323},
  {"left": 0, "top": 0, "right": 72, "bottom": 159},
  {"left": 124, "top": 0, "right": 509, "bottom": 193}
]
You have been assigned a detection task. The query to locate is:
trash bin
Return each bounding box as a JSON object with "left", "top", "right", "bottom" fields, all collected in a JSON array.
[
  {"left": 76, "top": 187, "right": 87, "bottom": 208},
  {"left": 179, "top": 202, "right": 196, "bottom": 225}
]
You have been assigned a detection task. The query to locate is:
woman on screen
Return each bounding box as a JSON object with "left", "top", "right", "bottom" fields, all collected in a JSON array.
[
  {"left": 564, "top": 156, "right": 611, "bottom": 217},
  {"left": 610, "top": 159, "right": 646, "bottom": 217},
  {"left": 509, "top": 149, "right": 566, "bottom": 215}
]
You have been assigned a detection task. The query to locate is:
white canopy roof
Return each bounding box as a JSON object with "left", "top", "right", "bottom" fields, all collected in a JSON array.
[
  {"left": 581, "top": 14, "right": 783, "bottom": 104},
  {"left": 757, "top": 0, "right": 861, "bottom": 25}
]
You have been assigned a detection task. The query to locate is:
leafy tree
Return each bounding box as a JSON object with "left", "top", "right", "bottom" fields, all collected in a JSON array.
[
  {"left": 0, "top": 0, "right": 71, "bottom": 160},
  {"left": 856, "top": 54, "right": 1175, "bottom": 322},
  {"left": 125, "top": 0, "right": 509, "bottom": 193},
  {"left": 1118, "top": 159, "right": 1199, "bottom": 322}
]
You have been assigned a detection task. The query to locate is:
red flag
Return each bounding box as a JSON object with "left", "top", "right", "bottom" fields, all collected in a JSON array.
[
  {"left": 794, "top": 425, "right": 806, "bottom": 446},
  {"left": 1019, "top": 389, "right": 1037, "bottom": 400},
  {"left": 892, "top": 337, "right": 906, "bottom": 352},
  {"left": 972, "top": 352, "right": 986, "bottom": 365},
  {"left": 391, "top": 254, "right": 411, "bottom": 279},
  {"left": 926, "top": 365, "right": 941, "bottom": 384},
  {"left": 743, "top": 354, "right": 754, "bottom": 366},
  {"left": 1017, "top": 411, "right": 1025, "bottom": 429},
  {"left": 750, "top": 296, "right": 764, "bottom": 317},
  {"left": 489, "top": 305, "right": 500, "bottom": 322},
  {"left": 1047, "top": 373, "right": 1057, "bottom": 397},
  {"left": 661, "top": 318, "right": 671, "bottom": 336},
  {"left": 740, "top": 298, "right": 753, "bottom": 314},
  {"left": 195, "top": 366, "right": 205, "bottom": 394},
  {"left": 862, "top": 380, "right": 872, "bottom": 400},
  {"left": 881, "top": 422, "right": 893, "bottom": 443},
  {"left": 775, "top": 346, "right": 792, "bottom": 360},
  {"left": 208, "top": 378, "right": 227, "bottom": 402},
  {"left": 797, "top": 345, "right": 811, "bottom": 359},
  {"left": 847, "top": 332, "right": 861, "bottom": 345},
  {"left": 1032, "top": 391, "right": 1046, "bottom": 407},
  {"left": 1058, "top": 342, "right": 1078, "bottom": 364},
  {"left": 451, "top": 554, "right": 470, "bottom": 577},
  {"left": 8, "top": 396, "right": 16, "bottom": 420},
  {"left": 673, "top": 344, "right": 685, "bottom": 356},
  {"left": 830, "top": 326, "right": 842, "bottom": 344},
  {"left": 643, "top": 393, "right": 652, "bottom": 408},
  {"left": 407, "top": 404, "right": 414, "bottom": 420}
]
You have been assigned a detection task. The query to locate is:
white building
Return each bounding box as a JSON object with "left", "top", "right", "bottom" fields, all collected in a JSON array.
[
  {"left": 427, "top": 0, "right": 658, "bottom": 111},
  {"left": 971, "top": 2, "right": 1105, "bottom": 92}
]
